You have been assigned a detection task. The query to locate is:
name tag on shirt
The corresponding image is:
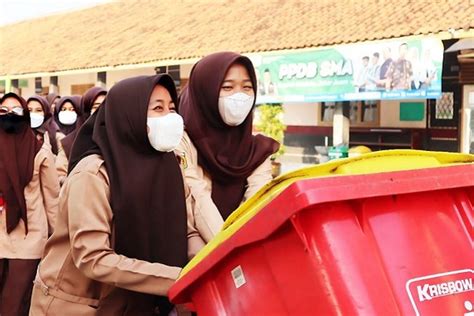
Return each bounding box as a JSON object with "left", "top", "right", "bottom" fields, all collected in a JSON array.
[{"left": 176, "top": 152, "right": 188, "bottom": 170}]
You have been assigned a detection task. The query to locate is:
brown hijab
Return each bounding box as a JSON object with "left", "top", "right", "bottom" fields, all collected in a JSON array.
[
  {"left": 27, "top": 95, "right": 60, "bottom": 155},
  {"left": 46, "top": 93, "right": 60, "bottom": 108},
  {"left": 61, "top": 87, "right": 106, "bottom": 158},
  {"left": 69, "top": 75, "right": 187, "bottom": 313},
  {"left": 0, "top": 93, "right": 41, "bottom": 233},
  {"left": 180, "top": 52, "right": 279, "bottom": 219},
  {"left": 54, "top": 95, "right": 82, "bottom": 135}
]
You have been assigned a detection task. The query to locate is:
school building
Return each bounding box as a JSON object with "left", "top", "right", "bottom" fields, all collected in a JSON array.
[{"left": 1, "top": 0, "right": 473, "bottom": 164}]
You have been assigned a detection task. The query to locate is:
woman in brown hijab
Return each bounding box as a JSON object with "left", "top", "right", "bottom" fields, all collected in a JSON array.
[
  {"left": 30, "top": 74, "right": 202, "bottom": 316},
  {"left": 46, "top": 93, "right": 60, "bottom": 114},
  {"left": 53, "top": 95, "right": 82, "bottom": 136},
  {"left": 26, "top": 95, "right": 60, "bottom": 155},
  {"left": 0, "top": 93, "right": 59, "bottom": 316},
  {"left": 56, "top": 87, "right": 106, "bottom": 184},
  {"left": 177, "top": 52, "right": 279, "bottom": 242}
]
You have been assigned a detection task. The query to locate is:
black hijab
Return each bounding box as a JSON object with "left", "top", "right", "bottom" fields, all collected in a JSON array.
[
  {"left": 69, "top": 74, "right": 187, "bottom": 313},
  {"left": 54, "top": 95, "right": 82, "bottom": 135},
  {"left": 46, "top": 93, "right": 60, "bottom": 108},
  {"left": 61, "top": 87, "right": 106, "bottom": 158},
  {"left": 27, "top": 95, "right": 60, "bottom": 155},
  {"left": 0, "top": 93, "right": 41, "bottom": 233}
]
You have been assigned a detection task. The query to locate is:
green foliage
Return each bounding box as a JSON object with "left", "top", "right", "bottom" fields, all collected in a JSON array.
[{"left": 255, "top": 104, "right": 286, "bottom": 159}]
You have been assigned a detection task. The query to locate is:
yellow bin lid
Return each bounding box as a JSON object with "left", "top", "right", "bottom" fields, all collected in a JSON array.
[{"left": 180, "top": 150, "right": 474, "bottom": 276}]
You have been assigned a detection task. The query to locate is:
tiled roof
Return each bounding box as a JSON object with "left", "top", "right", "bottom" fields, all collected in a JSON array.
[{"left": 1, "top": 0, "right": 473, "bottom": 76}]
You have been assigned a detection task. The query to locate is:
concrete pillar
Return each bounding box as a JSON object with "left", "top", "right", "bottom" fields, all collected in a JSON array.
[
  {"left": 11, "top": 79, "right": 20, "bottom": 95},
  {"left": 332, "top": 101, "right": 350, "bottom": 146},
  {"left": 460, "top": 84, "right": 474, "bottom": 153},
  {"left": 49, "top": 76, "right": 59, "bottom": 94},
  {"left": 4, "top": 78, "right": 12, "bottom": 93}
]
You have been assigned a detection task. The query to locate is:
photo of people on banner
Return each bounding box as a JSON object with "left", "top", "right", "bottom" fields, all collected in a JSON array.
[
  {"left": 252, "top": 36, "right": 443, "bottom": 103},
  {"left": 353, "top": 42, "right": 438, "bottom": 92},
  {"left": 258, "top": 68, "right": 279, "bottom": 96}
]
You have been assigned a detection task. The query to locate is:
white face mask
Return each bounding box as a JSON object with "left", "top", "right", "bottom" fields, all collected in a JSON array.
[
  {"left": 30, "top": 113, "right": 44, "bottom": 129},
  {"left": 218, "top": 92, "right": 254, "bottom": 126},
  {"left": 58, "top": 111, "right": 77, "bottom": 125},
  {"left": 147, "top": 113, "right": 184, "bottom": 152}
]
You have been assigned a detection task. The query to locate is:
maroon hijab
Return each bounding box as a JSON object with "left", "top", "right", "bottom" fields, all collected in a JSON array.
[
  {"left": 53, "top": 95, "right": 82, "bottom": 135},
  {"left": 69, "top": 75, "right": 187, "bottom": 313},
  {"left": 61, "top": 87, "right": 106, "bottom": 158},
  {"left": 0, "top": 93, "right": 41, "bottom": 233},
  {"left": 27, "top": 95, "right": 60, "bottom": 155},
  {"left": 46, "top": 93, "right": 60, "bottom": 108},
  {"left": 180, "top": 52, "right": 279, "bottom": 219}
]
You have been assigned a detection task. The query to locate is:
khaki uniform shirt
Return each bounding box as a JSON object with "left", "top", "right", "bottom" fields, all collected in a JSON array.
[
  {"left": 0, "top": 146, "right": 59, "bottom": 259},
  {"left": 176, "top": 131, "right": 272, "bottom": 242},
  {"left": 30, "top": 154, "right": 205, "bottom": 315}
]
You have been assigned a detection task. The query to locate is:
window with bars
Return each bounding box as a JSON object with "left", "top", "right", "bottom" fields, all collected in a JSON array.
[
  {"left": 429, "top": 84, "right": 459, "bottom": 128},
  {"left": 321, "top": 101, "right": 336, "bottom": 122},
  {"left": 349, "top": 101, "right": 359, "bottom": 123},
  {"left": 435, "top": 92, "right": 454, "bottom": 120},
  {"left": 319, "top": 100, "right": 380, "bottom": 126}
]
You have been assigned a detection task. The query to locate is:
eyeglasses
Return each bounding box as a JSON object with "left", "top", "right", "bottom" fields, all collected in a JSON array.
[{"left": 0, "top": 106, "right": 24, "bottom": 116}]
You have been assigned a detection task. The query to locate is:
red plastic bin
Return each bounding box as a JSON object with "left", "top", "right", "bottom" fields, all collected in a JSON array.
[{"left": 170, "top": 152, "right": 474, "bottom": 315}]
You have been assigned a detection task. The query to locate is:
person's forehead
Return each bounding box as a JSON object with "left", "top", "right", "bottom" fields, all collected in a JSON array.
[
  {"left": 2, "top": 97, "right": 21, "bottom": 107},
  {"left": 94, "top": 94, "right": 106, "bottom": 102},
  {"left": 28, "top": 100, "right": 42, "bottom": 107},
  {"left": 227, "top": 63, "right": 248, "bottom": 73},
  {"left": 224, "top": 69, "right": 252, "bottom": 83},
  {"left": 150, "top": 85, "right": 172, "bottom": 99}
]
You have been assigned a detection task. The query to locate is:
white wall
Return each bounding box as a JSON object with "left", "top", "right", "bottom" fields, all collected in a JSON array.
[
  {"left": 279, "top": 100, "right": 427, "bottom": 128},
  {"left": 18, "top": 64, "right": 194, "bottom": 99},
  {"left": 58, "top": 73, "right": 97, "bottom": 95},
  {"left": 20, "top": 76, "right": 58, "bottom": 98},
  {"left": 379, "top": 100, "right": 426, "bottom": 128},
  {"left": 460, "top": 84, "right": 474, "bottom": 153},
  {"left": 106, "top": 67, "right": 156, "bottom": 88},
  {"left": 41, "top": 76, "right": 49, "bottom": 88},
  {"left": 20, "top": 78, "right": 35, "bottom": 98},
  {"left": 282, "top": 102, "right": 318, "bottom": 126},
  {"left": 180, "top": 63, "right": 194, "bottom": 79}
]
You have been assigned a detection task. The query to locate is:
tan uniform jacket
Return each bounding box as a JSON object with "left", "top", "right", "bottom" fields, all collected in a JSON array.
[
  {"left": 176, "top": 131, "right": 272, "bottom": 243},
  {"left": 30, "top": 154, "right": 205, "bottom": 315},
  {"left": 42, "top": 132, "right": 52, "bottom": 153},
  {"left": 0, "top": 146, "right": 60, "bottom": 259},
  {"left": 54, "top": 132, "right": 68, "bottom": 185}
]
